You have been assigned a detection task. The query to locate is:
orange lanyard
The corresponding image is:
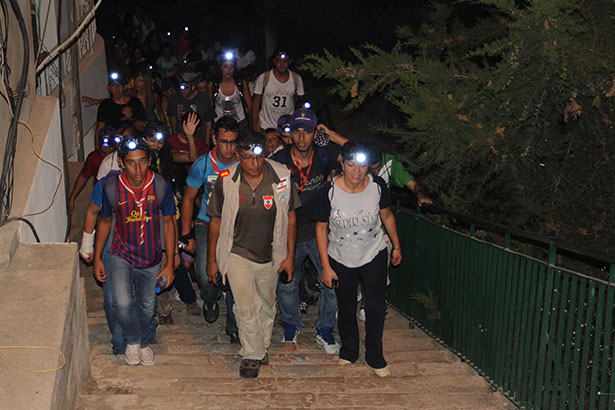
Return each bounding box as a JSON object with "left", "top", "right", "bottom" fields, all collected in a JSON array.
[{"left": 290, "top": 148, "right": 313, "bottom": 192}]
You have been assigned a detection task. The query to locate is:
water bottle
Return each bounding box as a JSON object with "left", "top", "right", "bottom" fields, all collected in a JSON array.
[{"left": 155, "top": 275, "right": 168, "bottom": 295}]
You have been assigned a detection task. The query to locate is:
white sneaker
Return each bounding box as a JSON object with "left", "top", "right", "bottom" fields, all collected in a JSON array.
[
  {"left": 124, "top": 344, "right": 141, "bottom": 366},
  {"left": 139, "top": 346, "right": 155, "bottom": 366},
  {"left": 358, "top": 308, "right": 366, "bottom": 322},
  {"left": 315, "top": 328, "right": 340, "bottom": 355}
]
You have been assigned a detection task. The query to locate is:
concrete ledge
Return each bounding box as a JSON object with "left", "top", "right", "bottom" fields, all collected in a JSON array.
[{"left": 0, "top": 242, "right": 89, "bottom": 410}]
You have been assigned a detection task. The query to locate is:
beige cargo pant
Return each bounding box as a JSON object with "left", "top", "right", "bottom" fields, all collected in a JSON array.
[{"left": 225, "top": 253, "right": 278, "bottom": 360}]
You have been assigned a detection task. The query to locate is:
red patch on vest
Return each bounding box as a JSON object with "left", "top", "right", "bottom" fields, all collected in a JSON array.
[
  {"left": 263, "top": 195, "right": 273, "bottom": 210},
  {"left": 219, "top": 169, "right": 230, "bottom": 177}
]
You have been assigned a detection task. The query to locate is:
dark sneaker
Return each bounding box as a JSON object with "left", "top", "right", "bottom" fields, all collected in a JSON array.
[
  {"left": 186, "top": 302, "right": 201, "bottom": 316},
  {"left": 260, "top": 353, "right": 269, "bottom": 366},
  {"left": 112, "top": 348, "right": 125, "bottom": 355},
  {"left": 281, "top": 323, "right": 299, "bottom": 343},
  {"left": 300, "top": 302, "right": 308, "bottom": 314},
  {"left": 203, "top": 302, "right": 219, "bottom": 323},
  {"left": 239, "top": 359, "right": 260, "bottom": 378},
  {"left": 158, "top": 314, "right": 173, "bottom": 325},
  {"left": 315, "top": 327, "right": 340, "bottom": 354},
  {"left": 228, "top": 331, "right": 240, "bottom": 344}
]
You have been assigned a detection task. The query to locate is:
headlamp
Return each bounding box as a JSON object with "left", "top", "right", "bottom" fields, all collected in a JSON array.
[
  {"left": 101, "top": 137, "right": 112, "bottom": 147},
  {"left": 113, "top": 135, "right": 122, "bottom": 144},
  {"left": 303, "top": 102, "right": 311, "bottom": 109},
  {"left": 278, "top": 52, "right": 287, "bottom": 59},
  {"left": 355, "top": 152, "right": 367, "bottom": 164},
  {"left": 283, "top": 126, "right": 291, "bottom": 133},
  {"left": 148, "top": 65, "right": 153, "bottom": 70},
  {"left": 183, "top": 59, "right": 188, "bottom": 64},
  {"left": 179, "top": 83, "right": 187, "bottom": 90},
  {"left": 166, "top": 31, "right": 171, "bottom": 36},
  {"left": 127, "top": 140, "right": 138, "bottom": 150},
  {"left": 110, "top": 72, "right": 119, "bottom": 81},
  {"left": 155, "top": 132, "right": 164, "bottom": 141},
  {"left": 223, "top": 51, "right": 234, "bottom": 61},
  {"left": 239, "top": 143, "right": 264, "bottom": 156},
  {"left": 184, "top": 26, "right": 189, "bottom": 31}
]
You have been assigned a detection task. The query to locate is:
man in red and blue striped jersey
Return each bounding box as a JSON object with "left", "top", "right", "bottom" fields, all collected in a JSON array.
[{"left": 93, "top": 137, "right": 176, "bottom": 366}]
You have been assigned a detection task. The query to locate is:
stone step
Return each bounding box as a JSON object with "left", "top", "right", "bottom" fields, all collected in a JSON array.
[
  {"left": 83, "top": 371, "right": 491, "bottom": 396},
  {"left": 154, "top": 331, "right": 438, "bottom": 349},
  {"left": 90, "top": 349, "right": 451, "bottom": 370},
  {"left": 76, "top": 391, "right": 506, "bottom": 410},
  {"left": 89, "top": 357, "right": 472, "bottom": 381}
]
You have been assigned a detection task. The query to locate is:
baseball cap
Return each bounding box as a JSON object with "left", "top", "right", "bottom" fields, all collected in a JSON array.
[
  {"left": 289, "top": 108, "right": 317, "bottom": 133},
  {"left": 277, "top": 114, "right": 292, "bottom": 133}
]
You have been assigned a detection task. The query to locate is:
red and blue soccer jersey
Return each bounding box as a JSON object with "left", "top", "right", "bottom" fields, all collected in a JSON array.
[{"left": 101, "top": 170, "right": 176, "bottom": 268}]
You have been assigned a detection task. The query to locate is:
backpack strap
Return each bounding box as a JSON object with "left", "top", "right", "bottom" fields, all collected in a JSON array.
[
  {"left": 262, "top": 70, "right": 271, "bottom": 90},
  {"left": 153, "top": 173, "right": 166, "bottom": 205},
  {"left": 103, "top": 174, "right": 119, "bottom": 214}
]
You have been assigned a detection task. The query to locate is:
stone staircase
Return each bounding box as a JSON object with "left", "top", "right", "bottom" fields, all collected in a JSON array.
[{"left": 75, "top": 274, "right": 512, "bottom": 410}]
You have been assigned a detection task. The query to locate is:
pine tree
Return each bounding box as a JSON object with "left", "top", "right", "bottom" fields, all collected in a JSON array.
[{"left": 301, "top": 0, "right": 615, "bottom": 254}]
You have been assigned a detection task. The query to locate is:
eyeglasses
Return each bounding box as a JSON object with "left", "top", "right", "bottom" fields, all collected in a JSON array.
[
  {"left": 217, "top": 139, "right": 237, "bottom": 147},
  {"left": 238, "top": 151, "right": 264, "bottom": 162}
]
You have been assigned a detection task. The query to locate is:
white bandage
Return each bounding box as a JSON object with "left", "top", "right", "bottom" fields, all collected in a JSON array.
[{"left": 80, "top": 230, "right": 95, "bottom": 259}]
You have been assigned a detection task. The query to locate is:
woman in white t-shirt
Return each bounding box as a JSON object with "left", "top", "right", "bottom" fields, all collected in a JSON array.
[
  {"left": 314, "top": 141, "right": 402, "bottom": 378},
  {"left": 208, "top": 52, "right": 252, "bottom": 133}
]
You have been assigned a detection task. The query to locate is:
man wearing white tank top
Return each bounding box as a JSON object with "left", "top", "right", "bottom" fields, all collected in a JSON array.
[{"left": 251, "top": 49, "right": 305, "bottom": 132}]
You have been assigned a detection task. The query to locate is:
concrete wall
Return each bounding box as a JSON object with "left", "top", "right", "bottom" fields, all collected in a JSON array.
[
  {"left": 11, "top": 95, "right": 66, "bottom": 243},
  {"left": 62, "top": 33, "right": 108, "bottom": 159}
]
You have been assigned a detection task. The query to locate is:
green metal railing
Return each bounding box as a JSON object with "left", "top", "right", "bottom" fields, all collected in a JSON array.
[{"left": 388, "top": 203, "right": 615, "bottom": 410}]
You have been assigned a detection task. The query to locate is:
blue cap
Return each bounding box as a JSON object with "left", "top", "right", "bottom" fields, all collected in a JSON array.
[{"left": 289, "top": 108, "right": 317, "bottom": 133}]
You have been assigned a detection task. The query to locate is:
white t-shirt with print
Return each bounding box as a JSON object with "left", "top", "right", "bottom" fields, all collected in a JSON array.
[{"left": 253, "top": 69, "right": 305, "bottom": 129}]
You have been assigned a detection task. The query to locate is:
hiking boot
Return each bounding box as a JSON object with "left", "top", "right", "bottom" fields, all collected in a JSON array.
[
  {"left": 124, "top": 344, "right": 141, "bottom": 366},
  {"left": 281, "top": 323, "right": 299, "bottom": 343},
  {"left": 158, "top": 314, "right": 173, "bottom": 325},
  {"left": 139, "top": 346, "right": 155, "bottom": 366},
  {"left": 239, "top": 359, "right": 260, "bottom": 378},
  {"left": 186, "top": 302, "right": 201, "bottom": 316},
  {"left": 315, "top": 327, "right": 340, "bottom": 354},
  {"left": 228, "top": 331, "right": 240, "bottom": 344},
  {"left": 260, "top": 353, "right": 269, "bottom": 366},
  {"left": 203, "top": 302, "right": 219, "bottom": 323},
  {"left": 366, "top": 364, "right": 391, "bottom": 377},
  {"left": 300, "top": 301, "right": 308, "bottom": 314}
]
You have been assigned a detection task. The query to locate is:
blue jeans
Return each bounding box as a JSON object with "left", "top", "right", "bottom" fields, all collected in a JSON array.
[
  {"left": 107, "top": 253, "right": 159, "bottom": 347},
  {"left": 277, "top": 238, "right": 338, "bottom": 330},
  {"left": 194, "top": 219, "right": 238, "bottom": 333},
  {"left": 102, "top": 252, "right": 126, "bottom": 352}
]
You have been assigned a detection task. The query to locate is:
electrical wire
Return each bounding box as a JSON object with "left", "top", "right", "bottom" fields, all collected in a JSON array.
[
  {"left": 16, "top": 120, "right": 63, "bottom": 219},
  {"left": 0, "top": 345, "right": 66, "bottom": 373},
  {"left": 35, "top": 0, "right": 103, "bottom": 73},
  {"left": 0, "top": 0, "right": 30, "bottom": 223},
  {"left": 0, "top": 217, "right": 40, "bottom": 242}
]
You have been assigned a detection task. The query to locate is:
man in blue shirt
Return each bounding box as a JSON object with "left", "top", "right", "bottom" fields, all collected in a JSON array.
[{"left": 180, "top": 116, "right": 240, "bottom": 343}]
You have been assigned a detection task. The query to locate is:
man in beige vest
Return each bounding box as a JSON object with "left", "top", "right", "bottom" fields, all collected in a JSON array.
[{"left": 206, "top": 130, "right": 300, "bottom": 378}]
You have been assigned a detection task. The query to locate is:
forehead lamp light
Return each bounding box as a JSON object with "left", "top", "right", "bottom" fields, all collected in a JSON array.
[
  {"left": 113, "top": 135, "right": 122, "bottom": 144},
  {"left": 109, "top": 72, "right": 119, "bottom": 81},
  {"left": 155, "top": 132, "right": 164, "bottom": 141}
]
